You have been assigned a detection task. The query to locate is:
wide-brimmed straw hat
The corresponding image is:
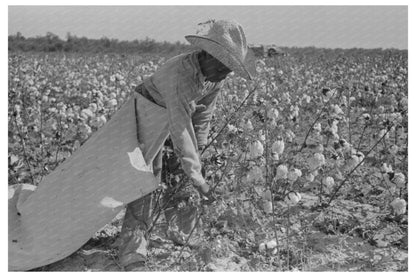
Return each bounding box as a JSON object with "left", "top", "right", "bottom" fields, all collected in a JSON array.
[{"left": 185, "top": 19, "right": 256, "bottom": 80}]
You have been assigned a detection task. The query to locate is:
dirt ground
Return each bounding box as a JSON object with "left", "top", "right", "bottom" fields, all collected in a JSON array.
[{"left": 31, "top": 208, "right": 408, "bottom": 272}]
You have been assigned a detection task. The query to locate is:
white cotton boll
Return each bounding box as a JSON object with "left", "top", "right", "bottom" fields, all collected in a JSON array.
[
  {"left": 48, "top": 107, "right": 57, "bottom": 114},
  {"left": 90, "top": 115, "right": 107, "bottom": 128},
  {"left": 388, "top": 112, "right": 403, "bottom": 123},
  {"left": 56, "top": 102, "right": 66, "bottom": 111},
  {"left": 356, "top": 152, "right": 365, "bottom": 163},
  {"left": 288, "top": 168, "right": 302, "bottom": 183},
  {"left": 271, "top": 139, "right": 285, "bottom": 155},
  {"left": 391, "top": 198, "right": 407, "bottom": 215},
  {"left": 89, "top": 103, "right": 97, "bottom": 113},
  {"left": 81, "top": 108, "right": 94, "bottom": 120},
  {"left": 107, "top": 99, "right": 118, "bottom": 108},
  {"left": 333, "top": 105, "right": 343, "bottom": 115},
  {"left": 308, "top": 153, "right": 325, "bottom": 170},
  {"left": 284, "top": 192, "right": 302, "bottom": 206},
  {"left": 362, "top": 113, "right": 371, "bottom": 121},
  {"left": 266, "top": 240, "right": 278, "bottom": 249},
  {"left": 285, "top": 130, "right": 296, "bottom": 143},
  {"left": 263, "top": 189, "right": 272, "bottom": 201},
  {"left": 246, "top": 166, "right": 264, "bottom": 183},
  {"left": 267, "top": 108, "right": 279, "bottom": 120},
  {"left": 344, "top": 155, "right": 360, "bottom": 171},
  {"left": 323, "top": 176, "right": 335, "bottom": 188},
  {"left": 315, "top": 144, "right": 324, "bottom": 153},
  {"left": 378, "top": 129, "right": 390, "bottom": 140},
  {"left": 392, "top": 172, "right": 406, "bottom": 188},
  {"left": 263, "top": 200, "right": 273, "bottom": 214},
  {"left": 241, "top": 119, "right": 253, "bottom": 131},
  {"left": 382, "top": 163, "right": 393, "bottom": 173},
  {"left": 275, "top": 164, "right": 288, "bottom": 180},
  {"left": 227, "top": 124, "right": 238, "bottom": 133},
  {"left": 259, "top": 242, "right": 266, "bottom": 252},
  {"left": 249, "top": 140, "right": 264, "bottom": 158},
  {"left": 339, "top": 139, "right": 351, "bottom": 153},
  {"left": 389, "top": 145, "right": 399, "bottom": 155},
  {"left": 313, "top": 123, "right": 322, "bottom": 133},
  {"left": 305, "top": 173, "right": 315, "bottom": 182},
  {"left": 99, "top": 115, "right": 107, "bottom": 125}
]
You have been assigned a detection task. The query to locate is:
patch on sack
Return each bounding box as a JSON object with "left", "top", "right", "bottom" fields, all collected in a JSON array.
[
  {"left": 127, "top": 147, "right": 153, "bottom": 173},
  {"left": 22, "top": 184, "right": 37, "bottom": 191},
  {"left": 100, "top": 196, "right": 124, "bottom": 209}
]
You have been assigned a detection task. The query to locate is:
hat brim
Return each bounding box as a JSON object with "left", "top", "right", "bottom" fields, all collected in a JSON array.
[{"left": 185, "top": 35, "right": 256, "bottom": 80}]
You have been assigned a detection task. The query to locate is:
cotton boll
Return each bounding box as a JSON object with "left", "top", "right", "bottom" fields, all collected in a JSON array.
[
  {"left": 266, "top": 240, "right": 277, "bottom": 249},
  {"left": 284, "top": 192, "right": 302, "bottom": 206},
  {"left": 249, "top": 140, "right": 264, "bottom": 158},
  {"left": 323, "top": 176, "right": 335, "bottom": 188},
  {"left": 259, "top": 242, "right": 266, "bottom": 252},
  {"left": 305, "top": 173, "right": 315, "bottom": 182},
  {"left": 285, "top": 130, "right": 296, "bottom": 143},
  {"left": 263, "top": 189, "right": 272, "bottom": 201},
  {"left": 275, "top": 164, "right": 288, "bottom": 180},
  {"left": 89, "top": 103, "right": 98, "bottom": 113},
  {"left": 344, "top": 155, "right": 360, "bottom": 171},
  {"left": 81, "top": 108, "right": 94, "bottom": 120},
  {"left": 391, "top": 198, "right": 407, "bottom": 215},
  {"left": 271, "top": 139, "right": 285, "bottom": 155},
  {"left": 263, "top": 200, "right": 273, "bottom": 214},
  {"left": 378, "top": 129, "right": 390, "bottom": 140},
  {"left": 382, "top": 163, "right": 393, "bottom": 173},
  {"left": 389, "top": 145, "right": 399, "bottom": 155},
  {"left": 99, "top": 115, "right": 107, "bottom": 125},
  {"left": 227, "top": 124, "right": 238, "bottom": 133},
  {"left": 267, "top": 108, "right": 279, "bottom": 121},
  {"left": 308, "top": 153, "right": 325, "bottom": 170},
  {"left": 242, "top": 119, "right": 254, "bottom": 131},
  {"left": 392, "top": 172, "right": 406, "bottom": 188},
  {"left": 356, "top": 152, "right": 365, "bottom": 163},
  {"left": 246, "top": 166, "right": 264, "bottom": 183},
  {"left": 313, "top": 123, "right": 322, "bottom": 133},
  {"left": 288, "top": 168, "right": 302, "bottom": 183},
  {"left": 107, "top": 99, "right": 118, "bottom": 108}
]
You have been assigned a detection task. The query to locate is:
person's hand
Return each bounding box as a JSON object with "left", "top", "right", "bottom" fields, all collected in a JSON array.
[
  {"left": 193, "top": 179, "right": 216, "bottom": 204},
  {"left": 190, "top": 102, "right": 206, "bottom": 114},
  {"left": 195, "top": 182, "right": 210, "bottom": 196}
]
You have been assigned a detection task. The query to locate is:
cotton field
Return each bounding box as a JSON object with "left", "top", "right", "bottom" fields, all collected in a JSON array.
[{"left": 8, "top": 48, "right": 408, "bottom": 271}]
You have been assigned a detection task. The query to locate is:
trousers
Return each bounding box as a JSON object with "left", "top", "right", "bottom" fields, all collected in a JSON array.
[{"left": 118, "top": 90, "right": 198, "bottom": 267}]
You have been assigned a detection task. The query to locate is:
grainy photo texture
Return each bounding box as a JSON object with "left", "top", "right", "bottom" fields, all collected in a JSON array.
[{"left": 8, "top": 5, "right": 408, "bottom": 271}]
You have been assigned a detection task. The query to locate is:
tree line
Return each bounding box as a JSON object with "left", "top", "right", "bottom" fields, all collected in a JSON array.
[{"left": 8, "top": 32, "right": 195, "bottom": 55}]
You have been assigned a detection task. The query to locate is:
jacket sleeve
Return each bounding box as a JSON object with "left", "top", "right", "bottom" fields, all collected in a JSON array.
[
  {"left": 192, "top": 89, "right": 220, "bottom": 148},
  {"left": 164, "top": 80, "right": 205, "bottom": 187}
]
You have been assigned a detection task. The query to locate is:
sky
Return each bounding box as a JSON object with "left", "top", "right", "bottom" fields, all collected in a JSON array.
[{"left": 8, "top": 5, "right": 408, "bottom": 49}]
